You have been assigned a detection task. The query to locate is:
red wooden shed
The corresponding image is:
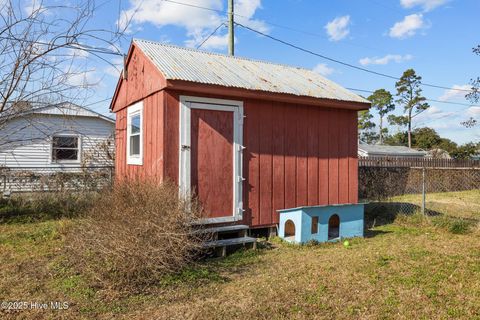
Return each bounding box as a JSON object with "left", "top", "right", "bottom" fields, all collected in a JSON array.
[{"left": 110, "top": 39, "right": 370, "bottom": 229}]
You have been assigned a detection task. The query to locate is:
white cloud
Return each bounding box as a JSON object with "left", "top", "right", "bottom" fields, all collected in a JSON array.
[
  {"left": 67, "top": 68, "right": 100, "bottom": 88},
  {"left": 312, "top": 63, "right": 334, "bottom": 77},
  {"left": 185, "top": 33, "right": 233, "bottom": 50},
  {"left": 118, "top": 0, "right": 267, "bottom": 49},
  {"left": 389, "top": 14, "right": 425, "bottom": 39},
  {"left": 24, "top": 0, "right": 50, "bottom": 16},
  {"left": 359, "top": 54, "right": 413, "bottom": 66},
  {"left": 66, "top": 47, "right": 90, "bottom": 59},
  {"left": 24, "top": 0, "right": 41, "bottom": 15},
  {"left": 438, "top": 84, "right": 471, "bottom": 101},
  {"left": 414, "top": 105, "right": 456, "bottom": 123},
  {"left": 467, "top": 106, "right": 480, "bottom": 116},
  {"left": 400, "top": 0, "right": 448, "bottom": 12},
  {"left": 324, "top": 15, "right": 350, "bottom": 41},
  {"left": 104, "top": 57, "right": 124, "bottom": 78}
]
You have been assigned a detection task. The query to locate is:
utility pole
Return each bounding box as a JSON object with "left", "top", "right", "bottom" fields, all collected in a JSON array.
[{"left": 228, "top": 0, "right": 234, "bottom": 56}]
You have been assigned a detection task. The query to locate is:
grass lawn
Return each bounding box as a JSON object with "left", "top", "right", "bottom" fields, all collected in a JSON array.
[
  {"left": 392, "top": 189, "right": 480, "bottom": 220},
  {"left": 1, "top": 190, "right": 480, "bottom": 319}
]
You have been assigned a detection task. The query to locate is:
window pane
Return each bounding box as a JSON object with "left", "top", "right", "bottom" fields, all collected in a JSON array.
[
  {"left": 53, "top": 136, "right": 78, "bottom": 148},
  {"left": 131, "top": 115, "right": 141, "bottom": 134},
  {"left": 130, "top": 135, "right": 140, "bottom": 156},
  {"left": 53, "top": 148, "right": 78, "bottom": 160}
]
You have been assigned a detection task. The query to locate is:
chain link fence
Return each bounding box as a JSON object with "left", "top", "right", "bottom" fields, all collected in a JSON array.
[
  {"left": 359, "top": 160, "right": 480, "bottom": 226},
  {"left": 0, "top": 166, "right": 114, "bottom": 195}
]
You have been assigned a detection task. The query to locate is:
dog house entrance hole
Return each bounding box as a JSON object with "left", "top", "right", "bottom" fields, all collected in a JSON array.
[
  {"left": 328, "top": 214, "right": 340, "bottom": 240},
  {"left": 284, "top": 219, "right": 296, "bottom": 239}
]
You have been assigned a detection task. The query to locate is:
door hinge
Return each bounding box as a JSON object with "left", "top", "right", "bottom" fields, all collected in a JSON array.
[{"left": 181, "top": 145, "right": 191, "bottom": 151}]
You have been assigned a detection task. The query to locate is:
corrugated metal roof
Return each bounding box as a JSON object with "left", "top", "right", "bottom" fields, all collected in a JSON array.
[
  {"left": 133, "top": 39, "right": 369, "bottom": 104},
  {"left": 358, "top": 143, "right": 427, "bottom": 156}
]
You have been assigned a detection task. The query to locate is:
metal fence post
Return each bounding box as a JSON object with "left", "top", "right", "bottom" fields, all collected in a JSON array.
[{"left": 422, "top": 167, "right": 426, "bottom": 215}]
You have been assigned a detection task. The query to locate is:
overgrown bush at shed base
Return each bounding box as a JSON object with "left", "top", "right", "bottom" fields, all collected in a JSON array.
[{"left": 66, "top": 180, "right": 208, "bottom": 292}]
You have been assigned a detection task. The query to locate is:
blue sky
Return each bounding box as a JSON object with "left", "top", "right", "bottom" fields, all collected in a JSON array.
[{"left": 86, "top": 0, "right": 479, "bottom": 144}]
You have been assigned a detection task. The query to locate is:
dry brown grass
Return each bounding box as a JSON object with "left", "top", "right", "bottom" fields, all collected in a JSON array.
[
  {"left": 1, "top": 189, "right": 480, "bottom": 319},
  {"left": 65, "top": 180, "right": 208, "bottom": 292}
]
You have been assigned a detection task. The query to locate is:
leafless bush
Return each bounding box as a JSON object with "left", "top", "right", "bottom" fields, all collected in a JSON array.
[{"left": 65, "top": 180, "right": 209, "bottom": 291}]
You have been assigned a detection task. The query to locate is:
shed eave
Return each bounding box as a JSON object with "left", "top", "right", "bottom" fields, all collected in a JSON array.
[{"left": 166, "top": 79, "right": 371, "bottom": 111}]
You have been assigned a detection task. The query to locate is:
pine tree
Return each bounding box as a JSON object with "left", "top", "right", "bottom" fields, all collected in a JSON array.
[
  {"left": 368, "top": 89, "right": 395, "bottom": 144},
  {"left": 395, "top": 69, "right": 430, "bottom": 148}
]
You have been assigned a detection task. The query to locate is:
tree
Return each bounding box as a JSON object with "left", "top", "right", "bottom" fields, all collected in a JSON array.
[
  {"left": 395, "top": 69, "right": 430, "bottom": 148},
  {"left": 387, "top": 114, "right": 408, "bottom": 130},
  {"left": 437, "top": 138, "right": 458, "bottom": 155},
  {"left": 464, "top": 45, "right": 479, "bottom": 128},
  {"left": 466, "top": 45, "right": 480, "bottom": 104},
  {"left": 451, "top": 143, "right": 478, "bottom": 159},
  {"left": 0, "top": 0, "right": 127, "bottom": 147},
  {"left": 412, "top": 127, "right": 441, "bottom": 150},
  {"left": 368, "top": 89, "right": 395, "bottom": 144},
  {"left": 358, "top": 110, "right": 378, "bottom": 144},
  {"left": 383, "top": 132, "right": 408, "bottom": 146}
]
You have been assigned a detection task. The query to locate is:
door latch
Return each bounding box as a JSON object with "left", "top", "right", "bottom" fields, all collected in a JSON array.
[{"left": 181, "top": 145, "right": 191, "bottom": 151}]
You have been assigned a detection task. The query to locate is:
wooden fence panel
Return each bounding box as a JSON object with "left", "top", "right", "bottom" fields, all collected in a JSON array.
[{"left": 359, "top": 157, "right": 480, "bottom": 168}]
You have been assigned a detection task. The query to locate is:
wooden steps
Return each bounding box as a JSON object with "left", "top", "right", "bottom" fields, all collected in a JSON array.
[{"left": 197, "top": 224, "right": 256, "bottom": 257}]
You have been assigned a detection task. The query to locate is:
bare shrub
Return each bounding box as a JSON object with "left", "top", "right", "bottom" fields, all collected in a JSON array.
[{"left": 65, "top": 180, "right": 208, "bottom": 291}]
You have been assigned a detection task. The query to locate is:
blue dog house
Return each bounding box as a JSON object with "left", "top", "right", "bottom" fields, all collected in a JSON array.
[{"left": 278, "top": 204, "right": 364, "bottom": 243}]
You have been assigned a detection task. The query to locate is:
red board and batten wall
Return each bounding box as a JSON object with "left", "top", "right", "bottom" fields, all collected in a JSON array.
[{"left": 112, "top": 44, "right": 362, "bottom": 228}]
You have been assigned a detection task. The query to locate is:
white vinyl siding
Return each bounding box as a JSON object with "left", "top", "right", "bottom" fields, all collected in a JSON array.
[{"left": 0, "top": 114, "right": 114, "bottom": 169}]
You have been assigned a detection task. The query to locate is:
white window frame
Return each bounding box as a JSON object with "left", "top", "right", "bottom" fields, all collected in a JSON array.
[
  {"left": 126, "top": 101, "right": 143, "bottom": 165},
  {"left": 179, "top": 96, "right": 244, "bottom": 224},
  {"left": 50, "top": 134, "right": 81, "bottom": 164}
]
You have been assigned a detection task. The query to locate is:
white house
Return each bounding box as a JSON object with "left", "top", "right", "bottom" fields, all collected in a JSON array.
[{"left": 0, "top": 102, "right": 115, "bottom": 169}]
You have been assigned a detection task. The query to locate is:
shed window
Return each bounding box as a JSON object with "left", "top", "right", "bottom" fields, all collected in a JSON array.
[
  {"left": 127, "top": 101, "right": 143, "bottom": 165},
  {"left": 52, "top": 136, "right": 79, "bottom": 162}
]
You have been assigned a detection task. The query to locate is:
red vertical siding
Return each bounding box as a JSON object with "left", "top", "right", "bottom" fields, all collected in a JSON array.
[
  {"left": 271, "top": 103, "right": 285, "bottom": 224},
  {"left": 328, "top": 109, "right": 339, "bottom": 204},
  {"left": 284, "top": 103, "right": 296, "bottom": 210},
  {"left": 245, "top": 100, "right": 261, "bottom": 226},
  {"left": 348, "top": 111, "right": 359, "bottom": 203},
  {"left": 296, "top": 106, "right": 308, "bottom": 207},
  {"left": 338, "top": 110, "right": 350, "bottom": 204},
  {"left": 164, "top": 91, "right": 179, "bottom": 183},
  {"left": 120, "top": 90, "right": 360, "bottom": 228},
  {"left": 114, "top": 91, "right": 165, "bottom": 182},
  {"left": 259, "top": 102, "right": 273, "bottom": 226},
  {"left": 318, "top": 108, "right": 329, "bottom": 205},
  {"left": 307, "top": 106, "right": 319, "bottom": 206}
]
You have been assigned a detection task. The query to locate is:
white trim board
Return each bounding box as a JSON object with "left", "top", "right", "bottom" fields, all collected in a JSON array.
[
  {"left": 126, "top": 101, "right": 143, "bottom": 165},
  {"left": 179, "top": 96, "right": 244, "bottom": 224}
]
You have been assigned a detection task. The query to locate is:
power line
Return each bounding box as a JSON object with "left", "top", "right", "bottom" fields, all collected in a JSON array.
[
  {"left": 347, "top": 87, "right": 474, "bottom": 126},
  {"left": 196, "top": 23, "right": 226, "bottom": 49},
  {"left": 235, "top": 22, "right": 472, "bottom": 93},
  {"left": 157, "top": 0, "right": 472, "bottom": 94},
  {"left": 347, "top": 88, "right": 479, "bottom": 107}
]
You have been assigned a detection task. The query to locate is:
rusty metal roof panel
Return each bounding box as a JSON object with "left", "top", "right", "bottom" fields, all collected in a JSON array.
[{"left": 133, "top": 38, "right": 369, "bottom": 104}]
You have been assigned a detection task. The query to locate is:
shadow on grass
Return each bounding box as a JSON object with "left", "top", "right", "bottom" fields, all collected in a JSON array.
[
  {"left": 364, "top": 229, "right": 392, "bottom": 238},
  {"left": 160, "top": 248, "right": 264, "bottom": 289},
  {"left": 364, "top": 202, "right": 444, "bottom": 229}
]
